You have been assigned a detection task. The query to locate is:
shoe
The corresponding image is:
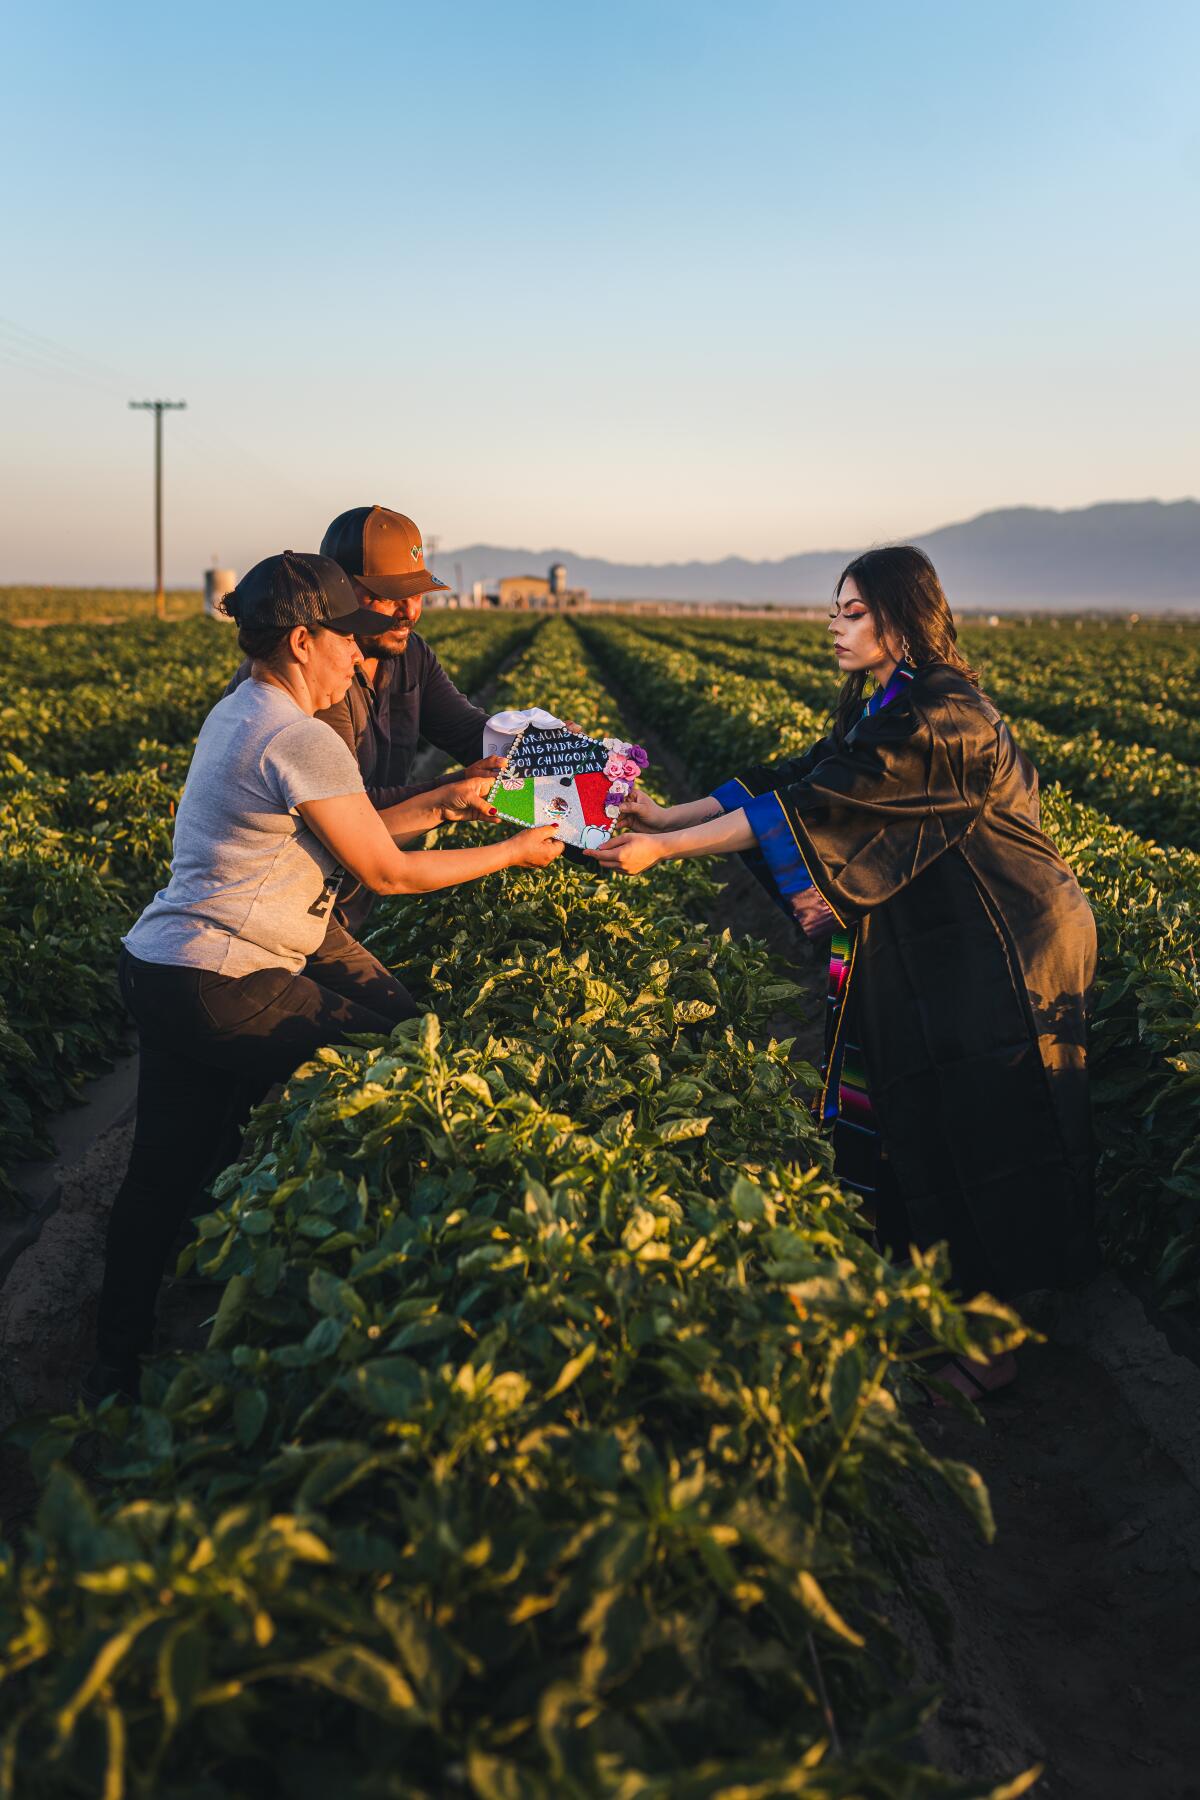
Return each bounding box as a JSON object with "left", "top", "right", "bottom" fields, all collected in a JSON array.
[
  {"left": 927, "top": 1351, "right": 1017, "bottom": 1408},
  {"left": 80, "top": 1359, "right": 141, "bottom": 1407}
]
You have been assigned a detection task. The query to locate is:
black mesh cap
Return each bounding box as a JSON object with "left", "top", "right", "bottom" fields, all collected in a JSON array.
[{"left": 223, "top": 551, "right": 391, "bottom": 637}]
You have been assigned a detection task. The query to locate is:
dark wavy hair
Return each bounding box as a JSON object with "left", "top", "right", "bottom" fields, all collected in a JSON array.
[{"left": 831, "top": 545, "right": 979, "bottom": 742}]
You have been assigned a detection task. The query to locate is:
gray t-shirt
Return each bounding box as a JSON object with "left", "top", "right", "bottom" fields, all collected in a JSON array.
[{"left": 125, "top": 679, "right": 365, "bottom": 977}]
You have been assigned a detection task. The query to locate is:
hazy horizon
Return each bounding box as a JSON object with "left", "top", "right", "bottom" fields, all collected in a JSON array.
[
  {"left": 2, "top": 1, "right": 1197, "bottom": 586},
  {"left": 6, "top": 496, "right": 1200, "bottom": 614}
]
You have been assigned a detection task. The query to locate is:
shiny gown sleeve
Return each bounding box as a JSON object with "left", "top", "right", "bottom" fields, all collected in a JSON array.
[
  {"left": 710, "top": 735, "right": 836, "bottom": 808},
  {"left": 710, "top": 738, "right": 837, "bottom": 908}
]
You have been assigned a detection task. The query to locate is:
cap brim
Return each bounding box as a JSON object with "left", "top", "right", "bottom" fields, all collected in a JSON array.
[
  {"left": 356, "top": 570, "right": 451, "bottom": 600},
  {"left": 324, "top": 606, "right": 396, "bottom": 637}
]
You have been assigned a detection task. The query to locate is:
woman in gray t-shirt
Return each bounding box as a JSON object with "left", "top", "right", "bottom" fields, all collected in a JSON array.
[{"left": 88, "top": 553, "right": 562, "bottom": 1403}]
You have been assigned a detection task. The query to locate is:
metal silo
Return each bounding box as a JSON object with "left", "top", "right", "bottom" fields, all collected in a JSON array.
[{"left": 204, "top": 564, "right": 237, "bottom": 620}]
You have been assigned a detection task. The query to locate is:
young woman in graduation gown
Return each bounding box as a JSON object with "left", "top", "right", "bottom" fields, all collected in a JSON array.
[{"left": 590, "top": 547, "right": 1099, "bottom": 1395}]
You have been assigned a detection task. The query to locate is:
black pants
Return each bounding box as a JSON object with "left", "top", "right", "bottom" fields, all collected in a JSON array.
[{"left": 95, "top": 923, "right": 418, "bottom": 1365}]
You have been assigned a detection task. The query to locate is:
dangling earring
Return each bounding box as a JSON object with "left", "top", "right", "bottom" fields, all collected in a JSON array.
[{"left": 900, "top": 636, "right": 912, "bottom": 663}]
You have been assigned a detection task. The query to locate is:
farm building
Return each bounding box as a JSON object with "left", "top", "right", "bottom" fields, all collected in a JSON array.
[{"left": 492, "top": 562, "right": 589, "bottom": 609}]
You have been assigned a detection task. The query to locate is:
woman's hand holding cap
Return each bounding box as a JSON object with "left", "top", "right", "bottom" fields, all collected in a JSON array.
[{"left": 508, "top": 824, "right": 564, "bottom": 869}]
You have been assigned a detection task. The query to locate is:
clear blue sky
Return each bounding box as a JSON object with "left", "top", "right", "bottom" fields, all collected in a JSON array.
[{"left": 1, "top": 0, "right": 1196, "bottom": 583}]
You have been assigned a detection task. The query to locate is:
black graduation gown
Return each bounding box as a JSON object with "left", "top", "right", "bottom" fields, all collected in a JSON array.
[{"left": 732, "top": 662, "right": 1098, "bottom": 1299}]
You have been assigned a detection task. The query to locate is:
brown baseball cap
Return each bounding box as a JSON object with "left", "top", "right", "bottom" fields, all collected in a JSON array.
[{"left": 320, "top": 506, "right": 450, "bottom": 601}]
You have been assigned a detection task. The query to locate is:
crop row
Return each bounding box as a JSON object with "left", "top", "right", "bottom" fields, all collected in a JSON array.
[
  {"left": 649, "top": 612, "right": 1200, "bottom": 766},
  {"left": 659, "top": 612, "right": 1200, "bottom": 727},
  {"left": 576, "top": 618, "right": 1200, "bottom": 1317},
  {"left": 0, "top": 616, "right": 539, "bottom": 1185},
  {"left": 0, "top": 613, "right": 534, "bottom": 778},
  {"left": 960, "top": 622, "right": 1200, "bottom": 731},
  {"left": 1, "top": 617, "right": 1024, "bottom": 1799},
  {"left": 0, "top": 616, "right": 514, "bottom": 692},
  {"left": 628, "top": 617, "right": 1200, "bottom": 846},
  {"left": 0, "top": 588, "right": 205, "bottom": 625}
]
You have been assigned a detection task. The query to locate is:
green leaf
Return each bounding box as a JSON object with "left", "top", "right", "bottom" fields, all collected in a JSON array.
[
  {"left": 580, "top": 1587, "right": 647, "bottom": 1693},
  {"left": 208, "top": 1273, "right": 251, "bottom": 1349},
  {"left": 466, "top": 1749, "right": 540, "bottom": 1800},
  {"left": 308, "top": 1269, "right": 359, "bottom": 1318},
  {"left": 543, "top": 1342, "right": 597, "bottom": 1401},
  {"left": 278, "top": 1645, "right": 420, "bottom": 1719},
  {"left": 268, "top": 1517, "right": 334, "bottom": 1564},
  {"left": 794, "top": 1571, "right": 865, "bottom": 1647},
  {"left": 233, "top": 1387, "right": 269, "bottom": 1450},
  {"left": 157, "top": 1619, "right": 207, "bottom": 1736},
  {"left": 621, "top": 1208, "right": 659, "bottom": 1255},
  {"left": 672, "top": 998, "right": 716, "bottom": 1023},
  {"left": 985, "top": 1770, "right": 1045, "bottom": 1800},
  {"left": 100, "top": 1700, "right": 125, "bottom": 1800},
  {"left": 341, "top": 1357, "right": 423, "bottom": 1420},
  {"left": 53, "top": 1610, "right": 160, "bottom": 1745},
  {"left": 656, "top": 1115, "right": 711, "bottom": 1144},
  {"left": 935, "top": 1457, "right": 997, "bottom": 1544},
  {"left": 36, "top": 1466, "right": 97, "bottom": 1557},
  {"left": 374, "top": 1597, "right": 460, "bottom": 1709},
  {"left": 826, "top": 1344, "right": 863, "bottom": 1433},
  {"left": 730, "top": 1173, "right": 771, "bottom": 1223}
]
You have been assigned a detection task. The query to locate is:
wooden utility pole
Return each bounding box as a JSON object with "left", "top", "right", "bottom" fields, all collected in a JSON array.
[{"left": 129, "top": 399, "right": 186, "bottom": 617}]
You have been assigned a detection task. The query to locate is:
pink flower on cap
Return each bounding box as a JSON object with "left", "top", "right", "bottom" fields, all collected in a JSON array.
[{"left": 605, "top": 753, "right": 640, "bottom": 783}]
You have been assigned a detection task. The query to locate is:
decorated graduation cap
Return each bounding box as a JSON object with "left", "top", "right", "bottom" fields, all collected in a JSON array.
[{"left": 484, "top": 709, "right": 649, "bottom": 852}]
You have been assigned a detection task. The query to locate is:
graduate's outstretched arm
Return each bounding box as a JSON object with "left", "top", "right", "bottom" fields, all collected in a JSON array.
[
  {"left": 587, "top": 806, "right": 757, "bottom": 873},
  {"left": 615, "top": 792, "right": 724, "bottom": 833}
]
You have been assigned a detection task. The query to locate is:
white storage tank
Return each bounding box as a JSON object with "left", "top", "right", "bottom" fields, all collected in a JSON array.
[{"left": 204, "top": 565, "right": 237, "bottom": 620}]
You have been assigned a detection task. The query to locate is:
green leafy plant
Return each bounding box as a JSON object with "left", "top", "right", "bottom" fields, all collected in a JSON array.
[
  {"left": 0, "top": 619, "right": 1032, "bottom": 1798},
  {"left": 0, "top": 612, "right": 539, "bottom": 1185},
  {"left": 577, "top": 615, "right": 1200, "bottom": 1317}
]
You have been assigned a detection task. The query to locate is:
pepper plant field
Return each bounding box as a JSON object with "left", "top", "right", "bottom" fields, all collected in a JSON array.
[
  {"left": 576, "top": 614, "right": 1200, "bottom": 1319},
  {"left": 0, "top": 609, "right": 538, "bottom": 1186},
  {"left": 0, "top": 599, "right": 1197, "bottom": 1795}
]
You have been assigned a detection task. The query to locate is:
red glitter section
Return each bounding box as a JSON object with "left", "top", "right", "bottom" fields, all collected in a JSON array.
[{"left": 574, "top": 771, "right": 614, "bottom": 827}]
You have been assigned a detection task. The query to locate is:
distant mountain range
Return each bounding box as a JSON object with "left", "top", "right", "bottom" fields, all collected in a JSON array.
[{"left": 440, "top": 500, "right": 1200, "bottom": 610}]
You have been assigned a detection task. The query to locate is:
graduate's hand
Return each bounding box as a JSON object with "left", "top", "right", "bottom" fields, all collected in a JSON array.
[
  {"left": 615, "top": 790, "right": 668, "bottom": 832},
  {"left": 438, "top": 776, "right": 502, "bottom": 823},
  {"left": 460, "top": 754, "right": 507, "bottom": 783},
  {"left": 792, "top": 889, "right": 837, "bottom": 940},
  {"left": 506, "top": 824, "right": 564, "bottom": 869},
  {"left": 586, "top": 831, "right": 665, "bottom": 875}
]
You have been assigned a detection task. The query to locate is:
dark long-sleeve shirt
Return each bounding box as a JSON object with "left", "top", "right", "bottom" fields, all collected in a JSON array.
[{"left": 224, "top": 635, "right": 488, "bottom": 807}]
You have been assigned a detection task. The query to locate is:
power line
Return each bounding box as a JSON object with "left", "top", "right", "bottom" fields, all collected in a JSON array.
[
  {"left": 0, "top": 312, "right": 339, "bottom": 560},
  {"left": 129, "top": 400, "right": 187, "bottom": 617},
  {"left": 0, "top": 314, "right": 134, "bottom": 390},
  {"left": 0, "top": 340, "right": 123, "bottom": 399}
]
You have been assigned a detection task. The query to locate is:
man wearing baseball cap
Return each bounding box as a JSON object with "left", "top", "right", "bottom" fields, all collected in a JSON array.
[
  {"left": 319, "top": 505, "right": 491, "bottom": 812},
  {"left": 87, "top": 551, "right": 562, "bottom": 1403},
  {"left": 229, "top": 506, "right": 498, "bottom": 936}
]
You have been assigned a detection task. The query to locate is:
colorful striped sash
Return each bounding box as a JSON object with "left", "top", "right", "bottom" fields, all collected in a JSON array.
[{"left": 818, "top": 660, "right": 914, "bottom": 1195}]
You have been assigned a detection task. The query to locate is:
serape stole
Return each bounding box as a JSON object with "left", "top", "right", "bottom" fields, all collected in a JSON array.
[
  {"left": 818, "top": 660, "right": 915, "bottom": 1195},
  {"left": 712, "top": 659, "right": 915, "bottom": 1202}
]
